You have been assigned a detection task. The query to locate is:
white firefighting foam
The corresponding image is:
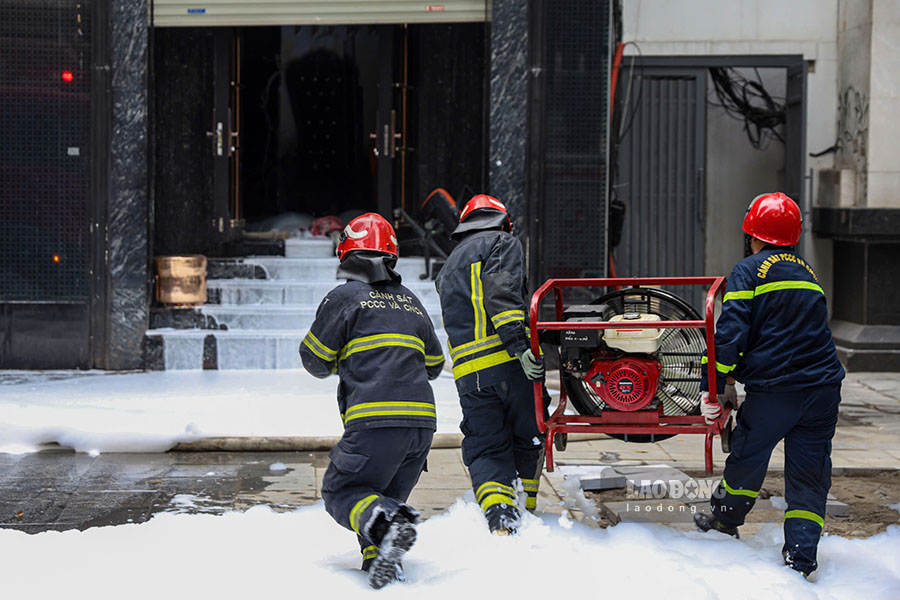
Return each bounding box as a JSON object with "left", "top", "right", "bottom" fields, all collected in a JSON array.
[
  {"left": 0, "top": 499, "right": 896, "bottom": 599},
  {"left": 0, "top": 369, "right": 464, "bottom": 454}
]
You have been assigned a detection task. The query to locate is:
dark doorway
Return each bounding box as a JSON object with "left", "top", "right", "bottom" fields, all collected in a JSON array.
[
  {"left": 240, "top": 26, "right": 378, "bottom": 222},
  {"left": 237, "top": 23, "right": 488, "bottom": 225},
  {"left": 152, "top": 23, "right": 487, "bottom": 257},
  {"left": 613, "top": 67, "right": 707, "bottom": 310}
]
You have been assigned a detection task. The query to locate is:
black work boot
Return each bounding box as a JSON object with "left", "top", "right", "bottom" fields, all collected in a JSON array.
[
  {"left": 367, "top": 511, "right": 418, "bottom": 590},
  {"left": 485, "top": 503, "right": 521, "bottom": 536},
  {"left": 782, "top": 549, "right": 814, "bottom": 579},
  {"left": 694, "top": 512, "right": 740, "bottom": 539}
]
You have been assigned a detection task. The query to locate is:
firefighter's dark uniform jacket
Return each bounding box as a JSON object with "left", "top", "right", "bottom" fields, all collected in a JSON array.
[
  {"left": 701, "top": 248, "right": 845, "bottom": 395},
  {"left": 701, "top": 247, "right": 845, "bottom": 575},
  {"left": 300, "top": 279, "right": 445, "bottom": 431},
  {"left": 435, "top": 229, "right": 530, "bottom": 394}
]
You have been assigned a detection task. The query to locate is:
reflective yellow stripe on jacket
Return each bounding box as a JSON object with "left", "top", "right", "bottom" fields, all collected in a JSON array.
[
  {"left": 452, "top": 348, "right": 518, "bottom": 379},
  {"left": 449, "top": 334, "right": 505, "bottom": 362},
  {"left": 343, "top": 401, "right": 437, "bottom": 424},
  {"left": 339, "top": 333, "right": 425, "bottom": 360},
  {"left": 470, "top": 262, "right": 488, "bottom": 340},
  {"left": 723, "top": 290, "right": 754, "bottom": 302},
  {"left": 701, "top": 355, "right": 737, "bottom": 374},
  {"left": 302, "top": 331, "right": 338, "bottom": 362},
  {"left": 756, "top": 280, "right": 824, "bottom": 296},
  {"left": 723, "top": 280, "right": 825, "bottom": 303},
  {"left": 448, "top": 332, "right": 527, "bottom": 380},
  {"left": 491, "top": 309, "right": 525, "bottom": 329},
  {"left": 425, "top": 354, "right": 445, "bottom": 367}
]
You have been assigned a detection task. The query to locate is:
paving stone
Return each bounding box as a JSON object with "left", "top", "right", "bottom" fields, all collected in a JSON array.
[
  {"left": 579, "top": 471, "right": 627, "bottom": 491},
  {"left": 826, "top": 498, "right": 850, "bottom": 517},
  {"left": 556, "top": 465, "right": 626, "bottom": 490}
]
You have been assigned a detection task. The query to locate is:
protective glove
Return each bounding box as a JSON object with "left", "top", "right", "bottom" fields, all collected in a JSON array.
[
  {"left": 699, "top": 391, "right": 722, "bottom": 423},
  {"left": 516, "top": 348, "right": 544, "bottom": 381}
]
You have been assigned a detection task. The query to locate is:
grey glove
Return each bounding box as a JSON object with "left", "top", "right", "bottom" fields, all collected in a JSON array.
[
  {"left": 699, "top": 391, "right": 722, "bottom": 423},
  {"left": 516, "top": 348, "right": 544, "bottom": 381}
]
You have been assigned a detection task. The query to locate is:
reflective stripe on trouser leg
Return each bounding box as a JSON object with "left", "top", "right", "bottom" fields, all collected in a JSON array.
[
  {"left": 510, "top": 374, "right": 547, "bottom": 513},
  {"left": 476, "top": 481, "right": 517, "bottom": 511},
  {"left": 521, "top": 478, "right": 539, "bottom": 510},
  {"left": 350, "top": 494, "right": 380, "bottom": 535}
]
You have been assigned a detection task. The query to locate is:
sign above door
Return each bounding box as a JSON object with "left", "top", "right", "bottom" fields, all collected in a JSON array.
[{"left": 150, "top": 0, "right": 490, "bottom": 27}]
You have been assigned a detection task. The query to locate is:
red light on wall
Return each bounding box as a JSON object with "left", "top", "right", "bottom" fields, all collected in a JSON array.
[
  {"left": 61, "top": 70, "right": 74, "bottom": 83},
  {"left": 52, "top": 254, "right": 61, "bottom": 263}
]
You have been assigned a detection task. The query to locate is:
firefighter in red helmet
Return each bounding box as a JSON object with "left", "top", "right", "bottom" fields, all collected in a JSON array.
[
  {"left": 694, "top": 193, "right": 844, "bottom": 578},
  {"left": 435, "top": 195, "right": 549, "bottom": 535},
  {"left": 299, "top": 213, "right": 445, "bottom": 589}
]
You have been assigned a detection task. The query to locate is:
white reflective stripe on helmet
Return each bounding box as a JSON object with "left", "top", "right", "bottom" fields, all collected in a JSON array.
[
  {"left": 487, "top": 198, "right": 507, "bottom": 211},
  {"left": 344, "top": 224, "right": 368, "bottom": 239},
  {"left": 747, "top": 193, "right": 768, "bottom": 215},
  {"left": 390, "top": 235, "right": 398, "bottom": 246}
]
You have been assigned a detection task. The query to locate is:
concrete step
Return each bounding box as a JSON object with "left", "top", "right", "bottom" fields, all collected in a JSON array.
[
  {"left": 152, "top": 253, "right": 443, "bottom": 370},
  {"left": 199, "top": 305, "right": 318, "bottom": 331},
  {"left": 244, "top": 256, "right": 434, "bottom": 282},
  {"left": 284, "top": 237, "right": 335, "bottom": 258},
  {"left": 198, "top": 303, "right": 443, "bottom": 331},
  {"left": 206, "top": 278, "right": 441, "bottom": 307},
  {"left": 146, "top": 328, "right": 449, "bottom": 371}
]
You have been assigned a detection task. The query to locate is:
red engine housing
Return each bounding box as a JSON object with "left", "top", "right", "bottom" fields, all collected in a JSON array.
[{"left": 586, "top": 356, "right": 662, "bottom": 412}]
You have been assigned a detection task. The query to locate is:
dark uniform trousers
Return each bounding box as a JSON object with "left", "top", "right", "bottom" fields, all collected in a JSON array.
[
  {"left": 712, "top": 383, "right": 841, "bottom": 573},
  {"left": 322, "top": 427, "right": 434, "bottom": 562},
  {"left": 459, "top": 373, "right": 549, "bottom": 511}
]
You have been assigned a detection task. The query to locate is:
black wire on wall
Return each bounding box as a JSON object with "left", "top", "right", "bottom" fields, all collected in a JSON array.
[{"left": 708, "top": 66, "right": 786, "bottom": 151}]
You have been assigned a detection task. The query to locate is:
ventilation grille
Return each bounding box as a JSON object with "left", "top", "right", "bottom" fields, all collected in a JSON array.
[
  {"left": 540, "top": 0, "right": 611, "bottom": 295},
  {"left": 0, "top": 1, "right": 92, "bottom": 302}
]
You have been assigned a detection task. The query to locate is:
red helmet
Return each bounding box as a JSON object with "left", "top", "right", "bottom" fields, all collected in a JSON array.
[
  {"left": 452, "top": 194, "right": 512, "bottom": 239},
  {"left": 742, "top": 192, "right": 802, "bottom": 246},
  {"left": 336, "top": 213, "right": 398, "bottom": 259}
]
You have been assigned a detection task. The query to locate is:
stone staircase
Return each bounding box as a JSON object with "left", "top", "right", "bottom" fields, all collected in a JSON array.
[{"left": 145, "top": 238, "right": 446, "bottom": 370}]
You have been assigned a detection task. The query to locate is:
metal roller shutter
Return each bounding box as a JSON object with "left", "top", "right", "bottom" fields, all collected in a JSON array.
[{"left": 150, "top": 0, "right": 490, "bottom": 27}]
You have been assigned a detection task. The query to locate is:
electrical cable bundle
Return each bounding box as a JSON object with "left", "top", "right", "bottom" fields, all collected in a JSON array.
[{"left": 709, "top": 67, "right": 786, "bottom": 150}]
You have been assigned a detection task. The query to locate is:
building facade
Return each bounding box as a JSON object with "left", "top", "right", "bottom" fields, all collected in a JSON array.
[{"left": 1, "top": 0, "right": 896, "bottom": 370}]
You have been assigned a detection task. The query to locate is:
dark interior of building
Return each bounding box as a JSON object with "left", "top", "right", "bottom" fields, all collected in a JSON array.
[{"left": 152, "top": 23, "right": 487, "bottom": 258}]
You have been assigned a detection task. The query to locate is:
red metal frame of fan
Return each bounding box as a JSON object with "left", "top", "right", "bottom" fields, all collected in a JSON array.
[{"left": 529, "top": 276, "right": 732, "bottom": 475}]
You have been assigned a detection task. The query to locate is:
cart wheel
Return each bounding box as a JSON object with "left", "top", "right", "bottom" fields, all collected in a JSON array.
[
  {"left": 554, "top": 432, "right": 568, "bottom": 452},
  {"left": 720, "top": 414, "right": 734, "bottom": 453}
]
